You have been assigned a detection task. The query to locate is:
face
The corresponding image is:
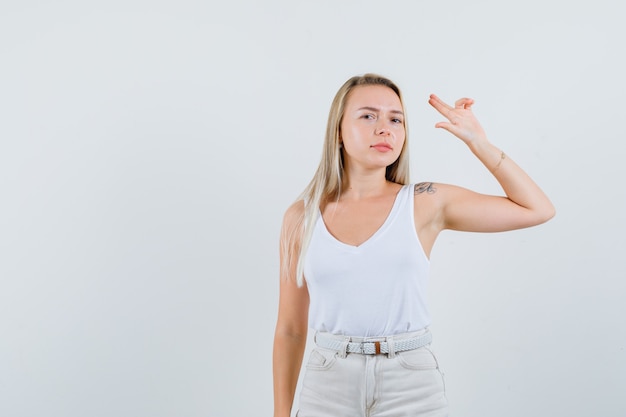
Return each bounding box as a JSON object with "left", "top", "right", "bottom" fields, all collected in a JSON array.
[{"left": 340, "top": 85, "right": 406, "bottom": 172}]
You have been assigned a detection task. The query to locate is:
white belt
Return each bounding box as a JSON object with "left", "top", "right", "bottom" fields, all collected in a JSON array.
[{"left": 315, "top": 331, "right": 432, "bottom": 355}]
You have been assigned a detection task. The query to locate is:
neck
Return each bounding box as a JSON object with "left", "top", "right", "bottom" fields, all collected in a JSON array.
[{"left": 342, "top": 169, "right": 391, "bottom": 199}]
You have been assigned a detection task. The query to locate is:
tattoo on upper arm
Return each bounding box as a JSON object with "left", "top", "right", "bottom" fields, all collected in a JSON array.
[{"left": 414, "top": 182, "right": 437, "bottom": 195}]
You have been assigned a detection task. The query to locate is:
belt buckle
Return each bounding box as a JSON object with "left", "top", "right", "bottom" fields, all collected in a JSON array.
[{"left": 361, "top": 341, "right": 382, "bottom": 354}]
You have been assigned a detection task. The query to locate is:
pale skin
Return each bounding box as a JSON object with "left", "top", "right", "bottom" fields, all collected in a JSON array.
[{"left": 273, "top": 85, "right": 555, "bottom": 417}]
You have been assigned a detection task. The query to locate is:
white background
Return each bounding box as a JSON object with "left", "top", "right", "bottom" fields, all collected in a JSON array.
[{"left": 1, "top": 1, "right": 624, "bottom": 416}]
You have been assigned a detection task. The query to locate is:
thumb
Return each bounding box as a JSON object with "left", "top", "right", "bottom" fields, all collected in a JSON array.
[{"left": 435, "top": 122, "right": 454, "bottom": 132}]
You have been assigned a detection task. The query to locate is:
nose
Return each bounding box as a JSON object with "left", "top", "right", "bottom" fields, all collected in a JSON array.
[{"left": 375, "top": 120, "right": 391, "bottom": 136}]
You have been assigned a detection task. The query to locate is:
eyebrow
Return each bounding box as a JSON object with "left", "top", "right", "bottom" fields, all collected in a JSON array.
[{"left": 357, "top": 106, "right": 404, "bottom": 115}]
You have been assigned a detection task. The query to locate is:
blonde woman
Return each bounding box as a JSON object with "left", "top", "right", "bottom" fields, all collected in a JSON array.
[{"left": 273, "top": 74, "right": 555, "bottom": 417}]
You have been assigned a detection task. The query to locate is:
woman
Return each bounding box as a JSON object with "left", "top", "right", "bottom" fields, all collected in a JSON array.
[{"left": 273, "top": 74, "right": 555, "bottom": 417}]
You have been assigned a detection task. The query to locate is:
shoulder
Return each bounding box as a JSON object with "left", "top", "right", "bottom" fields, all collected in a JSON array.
[
  {"left": 412, "top": 182, "right": 466, "bottom": 200},
  {"left": 281, "top": 199, "right": 305, "bottom": 236},
  {"left": 412, "top": 182, "right": 438, "bottom": 196},
  {"left": 412, "top": 181, "right": 490, "bottom": 221},
  {"left": 283, "top": 199, "right": 305, "bottom": 221},
  {"left": 411, "top": 182, "right": 462, "bottom": 225}
]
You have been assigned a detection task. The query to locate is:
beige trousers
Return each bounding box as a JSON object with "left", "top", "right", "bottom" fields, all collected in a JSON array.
[{"left": 297, "top": 330, "right": 448, "bottom": 417}]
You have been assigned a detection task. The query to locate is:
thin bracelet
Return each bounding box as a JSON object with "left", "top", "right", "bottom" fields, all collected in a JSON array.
[{"left": 491, "top": 150, "right": 506, "bottom": 173}]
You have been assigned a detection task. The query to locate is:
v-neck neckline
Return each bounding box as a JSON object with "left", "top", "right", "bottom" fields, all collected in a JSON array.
[{"left": 318, "top": 185, "right": 407, "bottom": 250}]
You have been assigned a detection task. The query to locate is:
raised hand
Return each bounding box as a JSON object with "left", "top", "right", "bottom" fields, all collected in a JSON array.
[{"left": 428, "top": 94, "right": 488, "bottom": 146}]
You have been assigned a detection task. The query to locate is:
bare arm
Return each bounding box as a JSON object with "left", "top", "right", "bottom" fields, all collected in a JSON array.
[
  {"left": 273, "top": 201, "right": 309, "bottom": 417},
  {"left": 427, "top": 94, "right": 555, "bottom": 232}
]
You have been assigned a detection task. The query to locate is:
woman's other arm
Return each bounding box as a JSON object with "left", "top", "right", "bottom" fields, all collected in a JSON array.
[{"left": 273, "top": 201, "right": 309, "bottom": 417}]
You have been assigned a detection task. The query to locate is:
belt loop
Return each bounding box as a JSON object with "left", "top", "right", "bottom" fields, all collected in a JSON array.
[
  {"left": 387, "top": 336, "right": 396, "bottom": 358},
  {"left": 338, "top": 336, "right": 350, "bottom": 359}
]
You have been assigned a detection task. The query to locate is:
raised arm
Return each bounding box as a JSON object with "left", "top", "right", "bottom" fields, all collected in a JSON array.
[
  {"left": 273, "top": 201, "right": 309, "bottom": 417},
  {"left": 427, "top": 94, "right": 555, "bottom": 232}
]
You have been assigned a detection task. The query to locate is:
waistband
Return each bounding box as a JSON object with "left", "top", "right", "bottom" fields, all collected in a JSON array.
[{"left": 314, "top": 329, "right": 432, "bottom": 359}]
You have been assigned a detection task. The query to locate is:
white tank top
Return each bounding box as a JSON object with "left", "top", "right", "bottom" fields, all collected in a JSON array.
[{"left": 304, "top": 184, "right": 431, "bottom": 337}]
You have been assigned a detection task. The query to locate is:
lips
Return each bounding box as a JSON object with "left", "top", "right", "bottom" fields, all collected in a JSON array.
[{"left": 370, "top": 142, "right": 392, "bottom": 152}]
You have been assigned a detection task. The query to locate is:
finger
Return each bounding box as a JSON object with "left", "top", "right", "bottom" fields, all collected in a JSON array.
[
  {"left": 428, "top": 94, "right": 453, "bottom": 117},
  {"left": 429, "top": 94, "right": 452, "bottom": 110},
  {"left": 454, "top": 97, "right": 475, "bottom": 110}
]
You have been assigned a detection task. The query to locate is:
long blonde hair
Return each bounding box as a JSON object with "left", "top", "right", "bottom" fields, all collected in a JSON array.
[{"left": 281, "top": 74, "right": 410, "bottom": 286}]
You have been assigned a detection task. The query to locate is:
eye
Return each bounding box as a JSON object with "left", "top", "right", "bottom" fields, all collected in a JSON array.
[
  {"left": 392, "top": 118, "right": 403, "bottom": 124},
  {"left": 361, "top": 113, "right": 376, "bottom": 120}
]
